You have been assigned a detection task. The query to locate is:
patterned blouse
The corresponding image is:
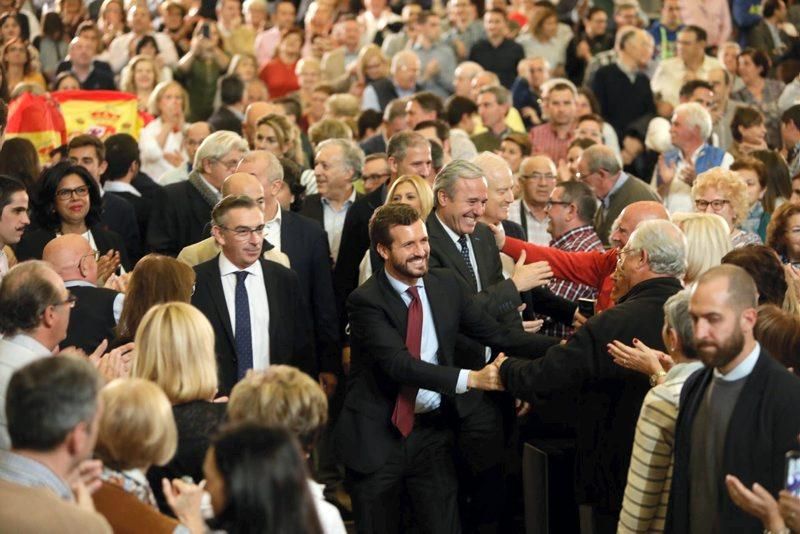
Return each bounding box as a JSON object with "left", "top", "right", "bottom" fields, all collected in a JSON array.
[{"left": 731, "top": 78, "right": 786, "bottom": 149}]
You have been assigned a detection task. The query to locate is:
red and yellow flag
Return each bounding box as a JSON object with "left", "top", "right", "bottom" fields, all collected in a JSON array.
[
  {"left": 51, "top": 90, "right": 144, "bottom": 141},
  {"left": 5, "top": 92, "right": 67, "bottom": 165}
]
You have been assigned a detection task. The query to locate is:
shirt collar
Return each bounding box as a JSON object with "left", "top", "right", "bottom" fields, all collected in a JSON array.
[
  {"left": 265, "top": 205, "right": 282, "bottom": 226},
  {"left": 602, "top": 171, "right": 629, "bottom": 206},
  {"left": 435, "top": 212, "right": 464, "bottom": 245},
  {"left": 6, "top": 334, "right": 53, "bottom": 356},
  {"left": 385, "top": 268, "right": 424, "bottom": 295},
  {"left": 0, "top": 450, "right": 73, "bottom": 501},
  {"left": 103, "top": 181, "right": 141, "bottom": 197},
  {"left": 321, "top": 188, "right": 357, "bottom": 208},
  {"left": 550, "top": 224, "right": 595, "bottom": 247},
  {"left": 64, "top": 280, "right": 96, "bottom": 288},
  {"left": 218, "top": 252, "right": 262, "bottom": 278},
  {"left": 713, "top": 342, "right": 760, "bottom": 381}
]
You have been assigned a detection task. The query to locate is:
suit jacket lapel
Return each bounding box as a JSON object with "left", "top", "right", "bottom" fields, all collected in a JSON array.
[
  {"left": 469, "top": 231, "right": 491, "bottom": 291},
  {"left": 260, "top": 260, "right": 280, "bottom": 354},
  {"left": 423, "top": 274, "right": 453, "bottom": 367},
  {"left": 519, "top": 202, "right": 528, "bottom": 241},
  {"left": 207, "top": 258, "right": 235, "bottom": 348},
  {"left": 376, "top": 270, "right": 409, "bottom": 336},
  {"left": 428, "top": 215, "right": 475, "bottom": 288}
]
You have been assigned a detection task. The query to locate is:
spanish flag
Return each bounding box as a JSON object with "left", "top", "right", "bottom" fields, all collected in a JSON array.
[
  {"left": 51, "top": 90, "right": 143, "bottom": 141},
  {"left": 5, "top": 92, "right": 67, "bottom": 164}
]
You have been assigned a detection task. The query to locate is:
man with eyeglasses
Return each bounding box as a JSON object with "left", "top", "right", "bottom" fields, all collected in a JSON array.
[
  {"left": 653, "top": 102, "right": 732, "bottom": 214},
  {"left": 361, "top": 50, "right": 423, "bottom": 113},
  {"left": 191, "top": 194, "right": 315, "bottom": 395},
  {"left": 362, "top": 153, "right": 392, "bottom": 194},
  {"left": 507, "top": 155, "right": 559, "bottom": 244},
  {"left": 42, "top": 234, "right": 123, "bottom": 356},
  {"left": 0, "top": 261, "right": 75, "bottom": 448},
  {"left": 148, "top": 131, "right": 249, "bottom": 257}
]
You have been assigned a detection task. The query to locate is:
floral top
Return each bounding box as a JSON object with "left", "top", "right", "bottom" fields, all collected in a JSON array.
[
  {"left": 100, "top": 466, "right": 157, "bottom": 508},
  {"left": 731, "top": 228, "right": 763, "bottom": 249}
]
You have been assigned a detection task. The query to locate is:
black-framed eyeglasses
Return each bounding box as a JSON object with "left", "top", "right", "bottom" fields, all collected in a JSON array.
[
  {"left": 694, "top": 199, "right": 730, "bottom": 211},
  {"left": 79, "top": 250, "right": 101, "bottom": 264},
  {"left": 54, "top": 293, "right": 78, "bottom": 309},
  {"left": 220, "top": 224, "right": 266, "bottom": 240},
  {"left": 363, "top": 172, "right": 391, "bottom": 183},
  {"left": 545, "top": 200, "right": 571, "bottom": 210},
  {"left": 55, "top": 186, "right": 90, "bottom": 200}
]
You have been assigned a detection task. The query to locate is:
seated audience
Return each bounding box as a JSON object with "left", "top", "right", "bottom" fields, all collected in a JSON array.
[{"left": 93, "top": 378, "right": 180, "bottom": 532}]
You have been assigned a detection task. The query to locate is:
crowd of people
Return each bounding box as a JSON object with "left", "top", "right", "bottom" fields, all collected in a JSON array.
[{"left": 4, "top": 0, "right": 800, "bottom": 532}]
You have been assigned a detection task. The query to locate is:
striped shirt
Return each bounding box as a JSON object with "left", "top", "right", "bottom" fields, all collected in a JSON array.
[
  {"left": 0, "top": 449, "right": 73, "bottom": 501},
  {"left": 617, "top": 361, "right": 705, "bottom": 533},
  {"left": 529, "top": 122, "right": 574, "bottom": 164},
  {"left": 542, "top": 225, "right": 603, "bottom": 338}
]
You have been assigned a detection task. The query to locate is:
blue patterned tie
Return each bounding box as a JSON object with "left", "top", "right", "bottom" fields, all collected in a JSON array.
[
  {"left": 234, "top": 271, "right": 253, "bottom": 380},
  {"left": 458, "top": 234, "right": 478, "bottom": 290}
]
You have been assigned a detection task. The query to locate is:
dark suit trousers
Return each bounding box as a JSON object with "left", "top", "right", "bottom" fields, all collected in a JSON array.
[{"left": 346, "top": 413, "right": 460, "bottom": 534}]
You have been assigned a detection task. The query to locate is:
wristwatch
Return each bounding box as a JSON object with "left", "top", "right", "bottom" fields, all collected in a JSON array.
[{"left": 649, "top": 370, "right": 667, "bottom": 387}]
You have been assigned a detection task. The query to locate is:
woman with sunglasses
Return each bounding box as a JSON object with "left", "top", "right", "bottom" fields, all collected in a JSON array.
[{"left": 16, "top": 162, "right": 130, "bottom": 271}]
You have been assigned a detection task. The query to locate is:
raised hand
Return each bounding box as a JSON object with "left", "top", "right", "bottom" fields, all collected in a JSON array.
[
  {"left": 607, "top": 338, "right": 666, "bottom": 377},
  {"left": 511, "top": 251, "right": 553, "bottom": 292}
]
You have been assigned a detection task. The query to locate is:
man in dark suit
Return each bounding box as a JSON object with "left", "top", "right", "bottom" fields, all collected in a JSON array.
[
  {"left": 148, "top": 131, "right": 249, "bottom": 257},
  {"left": 337, "top": 203, "right": 558, "bottom": 534},
  {"left": 191, "top": 195, "right": 315, "bottom": 395},
  {"left": 55, "top": 35, "right": 115, "bottom": 90},
  {"left": 301, "top": 139, "right": 364, "bottom": 265},
  {"left": 428, "top": 159, "right": 574, "bottom": 531},
  {"left": 237, "top": 151, "right": 341, "bottom": 389},
  {"left": 492, "top": 219, "right": 687, "bottom": 533},
  {"left": 102, "top": 133, "right": 158, "bottom": 255},
  {"left": 666, "top": 265, "right": 800, "bottom": 534},
  {"left": 334, "top": 132, "right": 434, "bottom": 329},
  {"left": 207, "top": 74, "right": 245, "bottom": 136},
  {"left": 42, "top": 234, "right": 122, "bottom": 354},
  {"left": 66, "top": 135, "right": 142, "bottom": 264}
]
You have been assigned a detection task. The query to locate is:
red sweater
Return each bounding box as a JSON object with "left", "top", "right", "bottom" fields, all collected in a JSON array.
[
  {"left": 259, "top": 58, "right": 300, "bottom": 98},
  {"left": 502, "top": 236, "right": 619, "bottom": 311}
]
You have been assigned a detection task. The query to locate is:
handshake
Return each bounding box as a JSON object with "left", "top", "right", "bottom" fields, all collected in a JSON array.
[{"left": 467, "top": 353, "right": 509, "bottom": 391}]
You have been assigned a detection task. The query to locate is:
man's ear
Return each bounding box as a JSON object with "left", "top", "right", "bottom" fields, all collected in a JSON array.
[
  {"left": 376, "top": 242, "right": 390, "bottom": 261},
  {"left": 211, "top": 225, "right": 225, "bottom": 246},
  {"left": 98, "top": 160, "right": 108, "bottom": 177},
  {"left": 388, "top": 156, "right": 399, "bottom": 176}
]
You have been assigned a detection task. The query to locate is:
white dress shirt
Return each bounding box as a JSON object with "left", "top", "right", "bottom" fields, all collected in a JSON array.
[
  {"left": 385, "top": 271, "right": 470, "bottom": 414},
  {"left": 218, "top": 254, "right": 271, "bottom": 371},
  {"left": 322, "top": 189, "right": 356, "bottom": 263},
  {"left": 263, "top": 206, "right": 282, "bottom": 252},
  {"left": 103, "top": 181, "right": 142, "bottom": 198},
  {"left": 507, "top": 199, "right": 552, "bottom": 245}
]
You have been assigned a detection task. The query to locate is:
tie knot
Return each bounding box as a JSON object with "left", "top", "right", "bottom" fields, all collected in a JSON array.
[
  {"left": 406, "top": 286, "right": 420, "bottom": 301},
  {"left": 235, "top": 271, "right": 249, "bottom": 283}
]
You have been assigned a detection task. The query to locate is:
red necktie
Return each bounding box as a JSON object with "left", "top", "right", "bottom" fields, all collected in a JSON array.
[{"left": 392, "top": 286, "right": 423, "bottom": 438}]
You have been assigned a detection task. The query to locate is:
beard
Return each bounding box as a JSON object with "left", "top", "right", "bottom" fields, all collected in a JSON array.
[
  {"left": 695, "top": 326, "right": 745, "bottom": 369},
  {"left": 391, "top": 254, "right": 428, "bottom": 280}
]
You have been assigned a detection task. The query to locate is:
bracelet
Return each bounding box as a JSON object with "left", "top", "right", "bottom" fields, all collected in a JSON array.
[{"left": 649, "top": 370, "right": 667, "bottom": 387}]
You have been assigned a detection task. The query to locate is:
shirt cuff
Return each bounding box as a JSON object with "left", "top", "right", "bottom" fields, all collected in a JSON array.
[{"left": 456, "top": 369, "right": 470, "bottom": 394}]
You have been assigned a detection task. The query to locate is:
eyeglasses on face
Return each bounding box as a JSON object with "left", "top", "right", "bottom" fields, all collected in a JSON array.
[
  {"left": 694, "top": 199, "right": 730, "bottom": 211},
  {"left": 545, "top": 200, "right": 571, "bottom": 210},
  {"left": 363, "top": 172, "right": 391, "bottom": 183},
  {"left": 520, "top": 172, "right": 556, "bottom": 181},
  {"left": 219, "top": 224, "right": 266, "bottom": 240},
  {"left": 55, "top": 185, "right": 90, "bottom": 200},
  {"left": 53, "top": 292, "right": 78, "bottom": 309},
  {"left": 215, "top": 158, "right": 241, "bottom": 171},
  {"left": 616, "top": 247, "right": 641, "bottom": 265}
]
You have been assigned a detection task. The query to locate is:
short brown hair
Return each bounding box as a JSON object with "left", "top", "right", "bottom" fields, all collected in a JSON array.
[
  {"left": 211, "top": 195, "right": 259, "bottom": 227},
  {"left": 766, "top": 202, "right": 800, "bottom": 259},
  {"left": 369, "top": 203, "right": 420, "bottom": 250},
  {"left": 228, "top": 366, "right": 328, "bottom": 453},
  {"left": 96, "top": 378, "right": 178, "bottom": 470},
  {"left": 755, "top": 304, "right": 800, "bottom": 373},
  {"left": 68, "top": 134, "right": 105, "bottom": 162}
]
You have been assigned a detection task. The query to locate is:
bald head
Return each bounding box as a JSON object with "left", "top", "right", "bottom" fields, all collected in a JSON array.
[
  {"left": 471, "top": 151, "right": 512, "bottom": 185},
  {"left": 609, "top": 201, "right": 670, "bottom": 248},
  {"left": 696, "top": 264, "right": 758, "bottom": 311},
  {"left": 42, "top": 234, "right": 95, "bottom": 283},
  {"left": 222, "top": 172, "right": 265, "bottom": 201}
]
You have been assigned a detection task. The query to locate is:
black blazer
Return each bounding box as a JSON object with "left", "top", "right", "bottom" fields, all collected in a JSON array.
[
  {"left": 335, "top": 267, "right": 560, "bottom": 474},
  {"left": 359, "top": 133, "right": 387, "bottom": 156},
  {"left": 105, "top": 190, "right": 151, "bottom": 262},
  {"left": 15, "top": 226, "right": 131, "bottom": 271},
  {"left": 500, "top": 277, "right": 683, "bottom": 512},
  {"left": 101, "top": 192, "right": 142, "bottom": 264},
  {"left": 300, "top": 192, "right": 364, "bottom": 227},
  {"left": 665, "top": 350, "right": 800, "bottom": 533},
  {"left": 207, "top": 106, "right": 243, "bottom": 136},
  {"left": 280, "top": 210, "right": 340, "bottom": 373},
  {"left": 61, "top": 284, "right": 119, "bottom": 354},
  {"left": 191, "top": 255, "right": 316, "bottom": 394},
  {"left": 333, "top": 185, "right": 387, "bottom": 333},
  {"left": 147, "top": 179, "right": 214, "bottom": 257}
]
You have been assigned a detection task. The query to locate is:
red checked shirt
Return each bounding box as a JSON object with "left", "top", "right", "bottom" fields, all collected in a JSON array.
[
  {"left": 542, "top": 225, "right": 604, "bottom": 338},
  {"left": 529, "top": 122, "right": 574, "bottom": 163}
]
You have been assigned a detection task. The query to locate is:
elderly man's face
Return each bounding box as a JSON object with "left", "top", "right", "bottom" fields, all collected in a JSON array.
[
  {"left": 483, "top": 166, "right": 514, "bottom": 223},
  {"left": 437, "top": 177, "right": 488, "bottom": 236},
  {"left": 393, "top": 57, "right": 420, "bottom": 91}
]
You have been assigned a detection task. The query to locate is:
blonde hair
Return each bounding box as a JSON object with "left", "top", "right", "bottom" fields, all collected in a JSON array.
[
  {"left": 133, "top": 302, "right": 218, "bottom": 404},
  {"left": 308, "top": 118, "right": 353, "bottom": 146},
  {"left": 672, "top": 212, "right": 732, "bottom": 284},
  {"left": 691, "top": 168, "right": 750, "bottom": 226},
  {"left": 148, "top": 80, "right": 189, "bottom": 117},
  {"left": 357, "top": 44, "right": 388, "bottom": 80},
  {"left": 228, "top": 365, "right": 327, "bottom": 453},
  {"left": 95, "top": 378, "right": 178, "bottom": 470},
  {"left": 120, "top": 54, "right": 160, "bottom": 93},
  {"left": 387, "top": 174, "right": 434, "bottom": 219},
  {"left": 324, "top": 93, "right": 360, "bottom": 120}
]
